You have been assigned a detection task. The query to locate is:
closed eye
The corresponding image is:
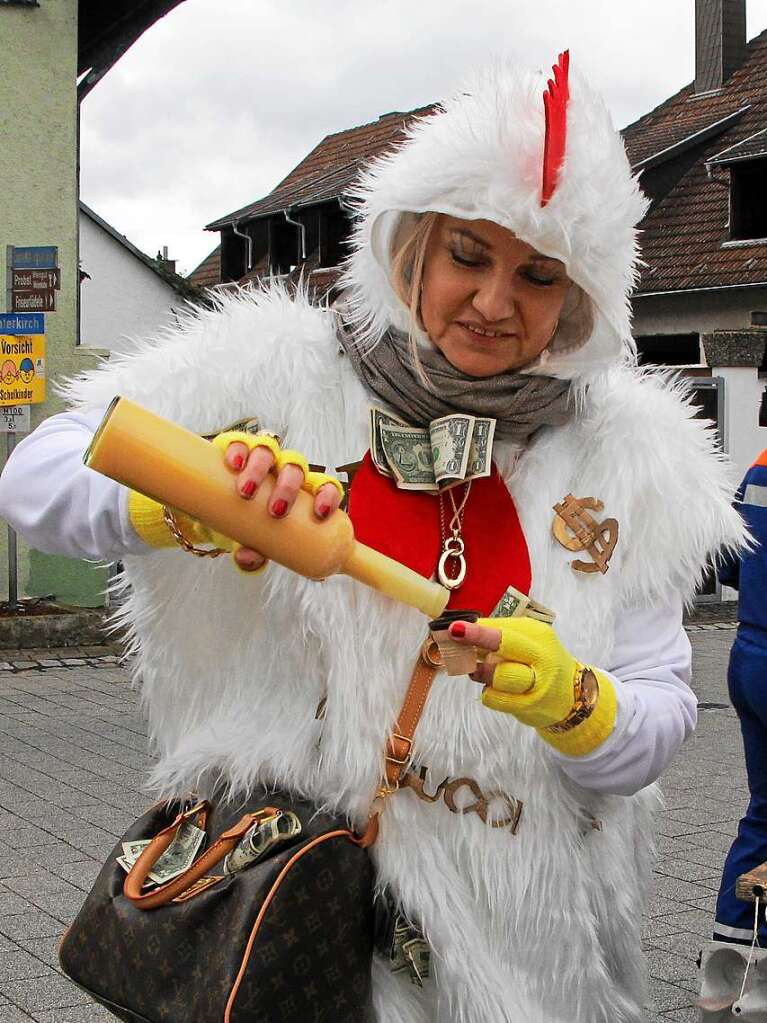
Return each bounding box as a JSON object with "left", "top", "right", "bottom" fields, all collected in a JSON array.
[{"left": 449, "top": 248, "right": 486, "bottom": 268}]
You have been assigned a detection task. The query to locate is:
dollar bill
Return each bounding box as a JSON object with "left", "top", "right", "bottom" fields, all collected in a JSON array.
[
  {"left": 491, "top": 585, "right": 556, "bottom": 625},
  {"left": 223, "top": 810, "right": 302, "bottom": 875},
  {"left": 370, "top": 406, "right": 408, "bottom": 477},
  {"left": 430, "top": 415, "right": 472, "bottom": 485},
  {"left": 370, "top": 407, "right": 495, "bottom": 492},
  {"left": 466, "top": 417, "right": 496, "bottom": 481},
  {"left": 379, "top": 424, "right": 437, "bottom": 490},
  {"left": 118, "top": 822, "right": 206, "bottom": 886}
]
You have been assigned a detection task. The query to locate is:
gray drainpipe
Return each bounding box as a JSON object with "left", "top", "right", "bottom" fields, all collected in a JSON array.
[
  {"left": 284, "top": 208, "right": 307, "bottom": 262},
  {"left": 231, "top": 219, "right": 253, "bottom": 271}
]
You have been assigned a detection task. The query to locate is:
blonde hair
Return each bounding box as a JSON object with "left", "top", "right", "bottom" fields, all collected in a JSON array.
[
  {"left": 389, "top": 212, "right": 440, "bottom": 387},
  {"left": 388, "top": 211, "right": 594, "bottom": 378}
]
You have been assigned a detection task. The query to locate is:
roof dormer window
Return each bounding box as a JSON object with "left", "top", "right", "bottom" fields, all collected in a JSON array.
[{"left": 730, "top": 157, "right": 767, "bottom": 241}]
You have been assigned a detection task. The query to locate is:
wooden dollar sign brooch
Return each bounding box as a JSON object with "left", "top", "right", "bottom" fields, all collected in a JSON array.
[{"left": 552, "top": 494, "right": 618, "bottom": 574}]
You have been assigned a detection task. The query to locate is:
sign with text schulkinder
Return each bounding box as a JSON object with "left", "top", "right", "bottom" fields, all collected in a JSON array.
[{"left": 0, "top": 314, "right": 46, "bottom": 406}]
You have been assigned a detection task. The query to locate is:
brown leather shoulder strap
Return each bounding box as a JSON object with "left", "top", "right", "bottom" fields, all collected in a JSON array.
[{"left": 384, "top": 640, "right": 440, "bottom": 790}]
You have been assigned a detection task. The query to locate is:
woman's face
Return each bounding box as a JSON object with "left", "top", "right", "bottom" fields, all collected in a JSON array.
[{"left": 419, "top": 215, "right": 572, "bottom": 377}]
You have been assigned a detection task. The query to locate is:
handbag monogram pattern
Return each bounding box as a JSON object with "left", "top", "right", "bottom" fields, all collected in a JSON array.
[{"left": 59, "top": 788, "right": 374, "bottom": 1022}]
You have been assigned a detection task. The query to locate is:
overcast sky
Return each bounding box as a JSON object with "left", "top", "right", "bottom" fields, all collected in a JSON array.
[{"left": 79, "top": 0, "right": 767, "bottom": 277}]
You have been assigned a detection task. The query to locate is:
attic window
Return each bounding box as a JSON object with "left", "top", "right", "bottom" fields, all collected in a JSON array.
[
  {"left": 730, "top": 158, "right": 767, "bottom": 241},
  {"left": 635, "top": 334, "right": 701, "bottom": 366}
]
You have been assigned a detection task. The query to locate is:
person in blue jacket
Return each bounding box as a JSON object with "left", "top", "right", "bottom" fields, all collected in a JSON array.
[{"left": 715, "top": 448, "right": 767, "bottom": 944}]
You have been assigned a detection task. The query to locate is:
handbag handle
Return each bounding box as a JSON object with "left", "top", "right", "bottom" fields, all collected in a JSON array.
[{"left": 124, "top": 804, "right": 279, "bottom": 910}]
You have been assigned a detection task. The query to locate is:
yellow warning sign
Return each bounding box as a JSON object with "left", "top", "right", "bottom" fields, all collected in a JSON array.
[{"left": 0, "top": 334, "right": 46, "bottom": 406}]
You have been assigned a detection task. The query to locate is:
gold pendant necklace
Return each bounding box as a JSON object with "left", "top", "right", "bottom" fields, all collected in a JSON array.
[{"left": 437, "top": 481, "right": 472, "bottom": 590}]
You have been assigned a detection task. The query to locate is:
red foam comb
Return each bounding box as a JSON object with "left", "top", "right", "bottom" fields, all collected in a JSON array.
[{"left": 541, "top": 50, "right": 570, "bottom": 207}]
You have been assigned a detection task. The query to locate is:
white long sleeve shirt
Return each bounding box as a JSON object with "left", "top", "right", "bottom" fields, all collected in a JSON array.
[{"left": 0, "top": 408, "right": 697, "bottom": 796}]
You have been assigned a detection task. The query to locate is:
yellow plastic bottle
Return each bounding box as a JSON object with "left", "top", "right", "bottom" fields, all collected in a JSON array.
[{"left": 85, "top": 397, "right": 449, "bottom": 619}]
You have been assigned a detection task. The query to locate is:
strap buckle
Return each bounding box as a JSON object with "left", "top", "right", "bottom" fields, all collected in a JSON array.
[{"left": 386, "top": 732, "right": 413, "bottom": 767}]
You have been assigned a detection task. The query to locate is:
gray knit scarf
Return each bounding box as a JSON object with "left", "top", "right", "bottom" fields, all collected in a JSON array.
[{"left": 339, "top": 325, "right": 574, "bottom": 443}]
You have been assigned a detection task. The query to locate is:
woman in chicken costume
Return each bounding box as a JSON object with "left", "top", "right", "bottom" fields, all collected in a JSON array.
[{"left": 0, "top": 53, "right": 746, "bottom": 1022}]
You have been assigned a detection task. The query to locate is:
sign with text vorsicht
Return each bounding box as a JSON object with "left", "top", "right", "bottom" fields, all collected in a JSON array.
[{"left": 0, "top": 333, "right": 46, "bottom": 406}]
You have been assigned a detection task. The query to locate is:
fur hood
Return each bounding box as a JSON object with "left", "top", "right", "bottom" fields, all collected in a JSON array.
[{"left": 340, "top": 58, "right": 649, "bottom": 382}]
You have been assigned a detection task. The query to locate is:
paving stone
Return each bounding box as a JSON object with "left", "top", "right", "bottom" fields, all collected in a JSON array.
[
  {"left": 2, "top": 974, "right": 90, "bottom": 1012},
  {"left": 651, "top": 874, "right": 716, "bottom": 905},
  {"left": 0, "top": 891, "right": 36, "bottom": 916},
  {"left": 647, "top": 977, "right": 699, "bottom": 1012},
  {"left": 17, "top": 935, "right": 65, "bottom": 973},
  {"left": 23, "top": 891, "right": 86, "bottom": 926},
  {"left": 0, "top": 1003, "right": 37, "bottom": 1022},
  {"left": 655, "top": 857, "right": 721, "bottom": 884},
  {"left": 33, "top": 1004, "right": 112, "bottom": 1022},
  {"left": 660, "top": 1008, "right": 701, "bottom": 1022},
  {"left": 645, "top": 946, "right": 700, "bottom": 983},
  {"left": 50, "top": 861, "right": 101, "bottom": 893},
  {"left": 0, "top": 948, "right": 53, "bottom": 982},
  {"left": 649, "top": 930, "right": 707, "bottom": 963},
  {"left": 0, "top": 912, "right": 64, "bottom": 942}
]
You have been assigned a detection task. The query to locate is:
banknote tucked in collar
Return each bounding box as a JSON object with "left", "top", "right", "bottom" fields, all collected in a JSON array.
[{"left": 369, "top": 405, "right": 496, "bottom": 492}]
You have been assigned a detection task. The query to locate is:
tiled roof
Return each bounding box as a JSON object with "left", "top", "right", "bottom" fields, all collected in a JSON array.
[
  {"left": 206, "top": 106, "right": 437, "bottom": 230},
  {"left": 623, "top": 28, "right": 767, "bottom": 294},
  {"left": 187, "top": 245, "right": 221, "bottom": 288}
]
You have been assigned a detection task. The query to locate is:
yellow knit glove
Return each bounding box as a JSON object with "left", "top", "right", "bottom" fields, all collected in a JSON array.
[
  {"left": 209, "top": 432, "right": 344, "bottom": 502},
  {"left": 477, "top": 617, "right": 617, "bottom": 757},
  {"left": 127, "top": 490, "right": 260, "bottom": 571},
  {"left": 128, "top": 431, "right": 344, "bottom": 575}
]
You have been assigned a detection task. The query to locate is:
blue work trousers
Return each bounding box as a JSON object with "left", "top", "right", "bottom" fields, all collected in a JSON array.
[{"left": 715, "top": 633, "right": 767, "bottom": 944}]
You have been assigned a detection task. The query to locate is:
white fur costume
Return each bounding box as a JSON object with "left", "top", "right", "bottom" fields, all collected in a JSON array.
[{"left": 0, "top": 61, "right": 747, "bottom": 1023}]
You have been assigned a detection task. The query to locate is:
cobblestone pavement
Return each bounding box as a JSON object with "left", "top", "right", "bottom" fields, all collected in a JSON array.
[{"left": 0, "top": 628, "right": 747, "bottom": 1022}]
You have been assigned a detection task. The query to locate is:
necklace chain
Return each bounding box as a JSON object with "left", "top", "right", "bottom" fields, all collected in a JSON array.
[{"left": 437, "top": 481, "right": 472, "bottom": 590}]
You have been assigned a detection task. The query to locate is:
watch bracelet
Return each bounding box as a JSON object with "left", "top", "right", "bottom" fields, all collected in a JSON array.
[{"left": 544, "top": 664, "right": 600, "bottom": 734}]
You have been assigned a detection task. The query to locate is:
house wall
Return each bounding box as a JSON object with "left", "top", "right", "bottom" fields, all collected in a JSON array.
[
  {"left": 633, "top": 285, "right": 767, "bottom": 335},
  {"left": 79, "top": 213, "right": 182, "bottom": 352},
  {"left": 632, "top": 286, "right": 766, "bottom": 480},
  {"left": 0, "top": 0, "right": 105, "bottom": 607}
]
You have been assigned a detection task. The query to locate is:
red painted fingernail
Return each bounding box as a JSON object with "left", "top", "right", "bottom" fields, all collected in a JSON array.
[
  {"left": 450, "top": 622, "right": 467, "bottom": 638},
  {"left": 272, "top": 498, "right": 288, "bottom": 517},
  {"left": 241, "top": 480, "right": 256, "bottom": 498},
  {"left": 232, "top": 454, "right": 244, "bottom": 471},
  {"left": 317, "top": 504, "right": 331, "bottom": 519}
]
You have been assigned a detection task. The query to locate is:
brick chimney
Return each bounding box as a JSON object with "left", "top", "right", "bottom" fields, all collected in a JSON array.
[{"left": 695, "top": 0, "right": 747, "bottom": 93}]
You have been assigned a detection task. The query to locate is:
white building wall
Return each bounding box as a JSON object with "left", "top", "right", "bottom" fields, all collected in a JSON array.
[
  {"left": 714, "top": 366, "right": 766, "bottom": 484},
  {"left": 79, "top": 212, "right": 182, "bottom": 352}
]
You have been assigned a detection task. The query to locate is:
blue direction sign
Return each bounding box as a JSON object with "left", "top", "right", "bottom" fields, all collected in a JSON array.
[
  {"left": 0, "top": 313, "right": 44, "bottom": 334},
  {"left": 11, "top": 246, "right": 58, "bottom": 270}
]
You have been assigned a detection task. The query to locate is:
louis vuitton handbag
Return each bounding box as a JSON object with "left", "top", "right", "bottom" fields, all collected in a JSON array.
[
  {"left": 58, "top": 787, "right": 375, "bottom": 1023},
  {"left": 58, "top": 641, "right": 443, "bottom": 1023}
]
